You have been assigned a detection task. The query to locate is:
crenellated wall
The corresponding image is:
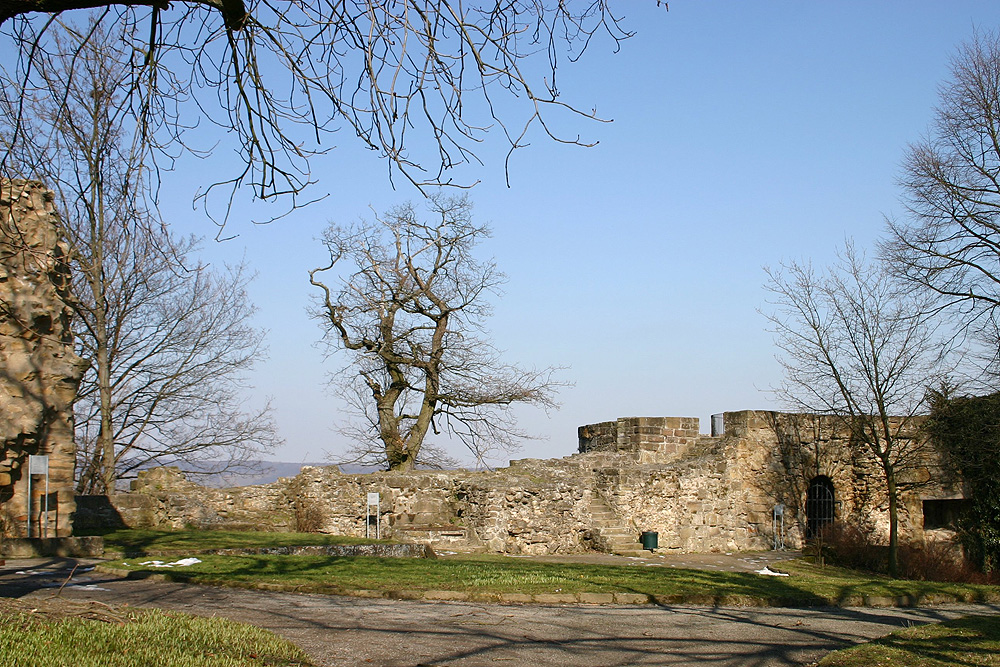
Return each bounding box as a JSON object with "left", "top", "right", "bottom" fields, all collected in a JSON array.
[
  {"left": 79, "top": 410, "right": 963, "bottom": 555},
  {"left": 579, "top": 416, "right": 700, "bottom": 462}
]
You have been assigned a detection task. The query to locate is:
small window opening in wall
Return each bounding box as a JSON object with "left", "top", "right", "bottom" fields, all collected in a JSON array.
[
  {"left": 32, "top": 314, "right": 53, "bottom": 335},
  {"left": 806, "top": 476, "right": 836, "bottom": 539},
  {"left": 922, "top": 499, "right": 969, "bottom": 530}
]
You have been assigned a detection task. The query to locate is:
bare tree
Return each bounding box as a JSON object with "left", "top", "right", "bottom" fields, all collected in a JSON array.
[
  {"left": 883, "top": 31, "right": 1000, "bottom": 376},
  {"left": 1, "top": 2, "right": 644, "bottom": 223},
  {"left": 72, "top": 232, "right": 280, "bottom": 493},
  {"left": 763, "top": 243, "right": 945, "bottom": 576},
  {"left": 0, "top": 19, "right": 279, "bottom": 493},
  {"left": 310, "top": 194, "right": 560, "bottom": 471}
]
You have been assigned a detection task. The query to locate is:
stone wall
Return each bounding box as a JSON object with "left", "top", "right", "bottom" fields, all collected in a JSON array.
[
  {"left": 90, "top": 463, "right": 599, "bottom": 555},
  {"left": 0, "top": 180, "right": 86, "bottom": 538},
  {"left": 579, "top": 416, "right": 700, "bottom": 463},
  {"left": 84, "top": 410, "right": 964, "bottom": 555},
  {"left": 720, "top": 410, "right": 956, "bottom": 548}
]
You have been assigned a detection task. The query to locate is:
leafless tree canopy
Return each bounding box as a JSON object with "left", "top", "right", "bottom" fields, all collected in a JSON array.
[
  {"left": 310, "top": 194, "right": 560, "bottom": 471},
  {"left": 763, "top": 243, "right": 945, "bottom": 576},
  {"left": 0, "top": 20, "right": 280, "bottom": 493},
  {"left": 883, "top": 31, "right": 1000, "bottom": 374},
  {"left": 73, "top": 235, "right": 281, "bottom": 492},
  {"left": 2, "top": 2, "right": 640, "bottom": 223}
]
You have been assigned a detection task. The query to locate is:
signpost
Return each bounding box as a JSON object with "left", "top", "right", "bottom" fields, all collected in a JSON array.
[
  {"left": 366, "top": 492, "right": 380, "bottom": 539},
  {"left": 772, "top": 503, "right": 785, "bottom": 550},
  {"left": 27, "top": 455, "right": 50, "bottom": 538}
]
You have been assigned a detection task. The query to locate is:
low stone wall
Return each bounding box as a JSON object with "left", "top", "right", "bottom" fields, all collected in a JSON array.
[
  {"left": 97, "top": 464, "right": 601, "bottom": 555},
  {"left": 81, "top": 410, "right": 963, "bottom": 556},
  {"left": 1, "top": 536, "right": 104, "bottom": 558}
]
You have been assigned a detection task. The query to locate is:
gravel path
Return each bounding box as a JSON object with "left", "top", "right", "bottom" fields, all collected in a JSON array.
[{"left": 3, "top": 556, "right": 998, "bottom": 667}]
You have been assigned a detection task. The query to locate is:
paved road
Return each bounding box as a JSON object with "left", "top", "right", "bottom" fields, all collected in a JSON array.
[{"left": 3, "top": 558, "right": 999, "bottom": 667}]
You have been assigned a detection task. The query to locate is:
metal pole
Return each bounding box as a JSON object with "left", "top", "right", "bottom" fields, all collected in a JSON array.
[
  {"left": 43, "top": 472, "right": 49, "bottom": 539},
  {"left": 26, "top": 472, "right": 32, "bottom": 538}
]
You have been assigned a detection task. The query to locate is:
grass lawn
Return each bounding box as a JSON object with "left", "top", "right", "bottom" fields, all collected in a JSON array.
[
  {"left": 0, "top": 597, "right": 315, "bottom": 667},
  {"left": 819, "top": 614, "right": 1000, "bottom": 667},
  {"left": 103, "top": 553, "right": 1000, "bottom": 606},
  {"left": 90, "top": 529, "right": 382, "bottom": 555}
]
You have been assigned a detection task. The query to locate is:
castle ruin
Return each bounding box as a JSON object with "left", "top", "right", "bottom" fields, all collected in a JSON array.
[
  {"left": 0, "top": 179, "right": 86, "bottom": 538},
  {"left": 79, "top": 411, "right": 964, "bottom": 555}
]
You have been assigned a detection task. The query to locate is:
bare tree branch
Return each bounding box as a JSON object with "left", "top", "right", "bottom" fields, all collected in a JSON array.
[
  {"left": 0, "top": 19, "right": 280, "bottom": 492},
  {"left": 882, "top": 30, "right": 1000, "bottom": 381},
  {"left": 311, "top": 193, "right": 563, "bottom": 471},
  {"left": 763, "top": 242, "right": 946, "bottom": 576},
  {"left": 3, "top": 2, "right": 644, "bottom": 226}
]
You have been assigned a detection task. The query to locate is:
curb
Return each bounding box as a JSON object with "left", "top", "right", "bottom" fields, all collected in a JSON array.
[{"left": 101, "top": 542, "right": 432, "bottom": 560}]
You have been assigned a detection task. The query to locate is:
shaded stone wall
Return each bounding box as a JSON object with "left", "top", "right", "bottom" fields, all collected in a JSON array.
[
  {"left": 720, "top": 411, "right": 954, "bottom": 548},
  {"left": 85, "top": 410, "right": 962, "bottom": 554},
  {"left": 0, "top": 180, "right": 86, "bottom": 538},
  {"left": 587, "top": 411, "right": 956, "bottom": 553}
]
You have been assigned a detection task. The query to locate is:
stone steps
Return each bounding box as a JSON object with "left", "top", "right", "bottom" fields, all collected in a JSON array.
[{"left": 588, "top": 495, "right": 651, "bottom": 557}]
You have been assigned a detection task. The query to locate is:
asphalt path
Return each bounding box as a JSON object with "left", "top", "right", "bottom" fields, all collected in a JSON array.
[{"left": 3, "top": 558, "right": 999, "bottom": 667}]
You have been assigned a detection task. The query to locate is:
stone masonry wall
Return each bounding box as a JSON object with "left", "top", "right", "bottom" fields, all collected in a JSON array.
[
  {"left": 720, "top": 410, "right": 956, "bottom": 548},
  {"left": 591, "top": 436, "right": 761, "bottom": 552},
  {"left": 0, "top": 180, "right": 86, "bottom": 538},
  {"left": 579, "top": 416, "right": 700, "bottom": 463},
  {"left": 86, "top": 410, "right": 964, "bottom": 555}
]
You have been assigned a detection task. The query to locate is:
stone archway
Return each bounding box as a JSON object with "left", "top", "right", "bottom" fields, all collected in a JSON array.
[{"left": 806, "top": 475, "right": 835, "bottom": 539}]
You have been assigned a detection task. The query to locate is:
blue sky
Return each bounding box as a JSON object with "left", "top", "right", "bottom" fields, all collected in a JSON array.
[{"left": 154, "top": 1, "right": 1000, "bottom": 465}]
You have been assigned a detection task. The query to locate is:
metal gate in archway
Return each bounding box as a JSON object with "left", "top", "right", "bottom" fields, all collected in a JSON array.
[{"left": 806, "top": 476, "right": 835, "bottom": 539}]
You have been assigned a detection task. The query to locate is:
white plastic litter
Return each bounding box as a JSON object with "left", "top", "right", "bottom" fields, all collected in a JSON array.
[
  {"left": 138, "top": 557, "right": 202, "bottom": 568},
  {"left": 755, "top": 566, "right": 789, "bottom": 577}
]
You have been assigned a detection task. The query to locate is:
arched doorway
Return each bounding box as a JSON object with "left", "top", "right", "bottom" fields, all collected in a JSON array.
[{"left": 806, "top": 475, "right": 836, "bottom": 539}]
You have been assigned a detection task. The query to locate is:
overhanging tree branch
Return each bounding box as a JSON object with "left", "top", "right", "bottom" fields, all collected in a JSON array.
[{"left": 3, "top": 2, "right": 644, "bottom": 225}]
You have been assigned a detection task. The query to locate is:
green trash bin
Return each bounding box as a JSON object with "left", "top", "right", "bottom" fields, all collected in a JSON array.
[{"left": 640, "top": 531, "right": 658, "bottom": 551}]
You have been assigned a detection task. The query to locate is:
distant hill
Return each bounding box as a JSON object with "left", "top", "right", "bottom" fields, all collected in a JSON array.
[{"left": 143, "top": 461, "right": 382, "bottom": 488}]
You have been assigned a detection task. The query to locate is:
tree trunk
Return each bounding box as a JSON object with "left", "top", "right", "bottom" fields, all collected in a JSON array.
[
  {"left": 90, "top": 165, "right": 115, "bottom": 494},
  {"left": 96, "top": 332, "right": 115, "bottom": 493},
  {"left": 886, "top": 465, "right": 899, "bottom": 578},
  {"left": 387, "top": 446, "right": 415, "bottom": 472}
]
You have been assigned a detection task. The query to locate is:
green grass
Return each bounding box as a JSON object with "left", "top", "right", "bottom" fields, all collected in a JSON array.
[
  {"left": 819, "top": 614, "right": 1000, "bottom": 666},
  {"left": 90, "top": 528, "right": 382, "bottom": 555},
  {"left": 0, "top": 603, "right": 315, "bottom": 667},
  {"left": 779, "top": 559, "right": 1000, "bottom": 605},
  {"left": 104, "top": 554, "right": 1000, "bottom": 605}
]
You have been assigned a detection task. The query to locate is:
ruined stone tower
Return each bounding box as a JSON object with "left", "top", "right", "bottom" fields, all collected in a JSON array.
[{"left": 0, "top": 179, "right": 86, "bottom": 538}]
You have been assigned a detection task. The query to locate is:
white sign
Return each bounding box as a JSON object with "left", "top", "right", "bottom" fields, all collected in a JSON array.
[
  {"left": 29, "top": 455, "right": 49, "bottom": 474},
  {"left": 367, "top": 492, "right": 380, "bottom": 505}
]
